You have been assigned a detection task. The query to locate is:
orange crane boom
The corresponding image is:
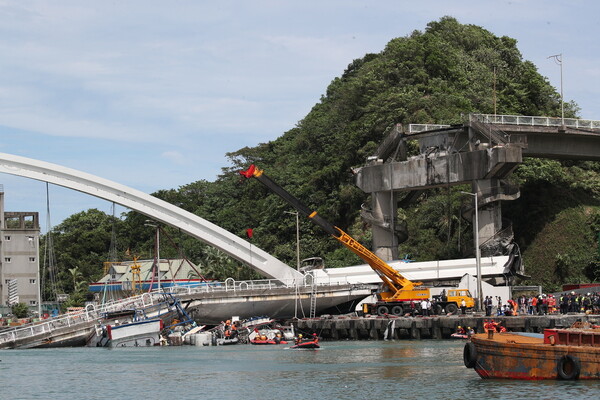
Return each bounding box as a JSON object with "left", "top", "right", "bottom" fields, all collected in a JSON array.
[{"left": 240, "top": 164, "right": 425, "bottom": 302}]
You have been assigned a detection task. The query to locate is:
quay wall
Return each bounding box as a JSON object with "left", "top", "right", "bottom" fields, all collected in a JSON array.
[{"left": 291, "top": 314, "right": 600, "bottom": 340}]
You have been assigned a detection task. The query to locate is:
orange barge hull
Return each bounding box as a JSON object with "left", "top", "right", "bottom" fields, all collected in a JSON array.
[{"left": 465, "top": 330, "right": 600, "bottom": 380}]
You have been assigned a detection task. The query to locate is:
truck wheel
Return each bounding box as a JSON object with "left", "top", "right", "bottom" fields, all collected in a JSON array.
[
  {"left": 446, "top": 304, "right": 458, "bottom": 314},
  {"left": 433, "top": 304, "right": 443, "bottom": 315},
  {"left": 391, "top": 305, "right": 403, "bottom": 316},
  {"left": 377, "top": 305, "right": 389, "bottom": 316}
]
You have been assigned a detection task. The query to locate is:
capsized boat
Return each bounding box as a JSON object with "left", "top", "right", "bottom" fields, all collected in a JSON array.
[
  {"left": 250, "top": 337, "right": 288, "bottom": 345},
  {"left": 102, "top": 318, "right": 164, "bottom": 347},
  {"left": 464, "top": 324, "right": 600, "bottom": 380},
  {"left": 90, "top": 293, "right": 196, "bottom": 348},
  {"left": 246, "top": 317, "right": 294, "bottom": 345}
]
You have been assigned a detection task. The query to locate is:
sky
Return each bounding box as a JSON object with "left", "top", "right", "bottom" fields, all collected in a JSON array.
[{"left": 1, "top": 0, "right": 599, "bottom": 231}]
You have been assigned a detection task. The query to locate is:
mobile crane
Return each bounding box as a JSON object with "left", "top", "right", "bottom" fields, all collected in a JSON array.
[{"left": 240, "top": 164, "right": 474, "bottom": 316}]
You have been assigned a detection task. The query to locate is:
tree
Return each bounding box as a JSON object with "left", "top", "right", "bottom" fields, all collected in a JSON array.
[
  {"left": 46, "top": 17, "right": 599, "bottom": 291},
  {"left": 11, "top": 302, "right": 29, "bottom": 318}
]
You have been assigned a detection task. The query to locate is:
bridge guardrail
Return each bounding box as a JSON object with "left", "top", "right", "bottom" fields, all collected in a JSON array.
[
  {"left": 0, "top": 291, "right": 160, "bottom": 346},
  {"left": 471, "top": 114, "right": 600, "bottom": 130},
  {"left": 408, "top": 114, "right": 600, "bottom": 135},
  {"left": 163, "top": 276, "right": 359, "bottom": 296}
]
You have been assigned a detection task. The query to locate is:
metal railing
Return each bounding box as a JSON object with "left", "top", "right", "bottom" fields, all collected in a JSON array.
[
  {"left": 408, "top": 114, "right": 600, "bottom": 135},
  {"left": 408, "top": 124, "right": 450, "bottom": 134},
  {"left": 165, "top": 276, "right": 357, "bottom": 296},
  {"left": 471, "top": 114, "right": 600, "bottom": 130},
  {"left": 0, "top": 292, "right": 159, "bottom": 346}
]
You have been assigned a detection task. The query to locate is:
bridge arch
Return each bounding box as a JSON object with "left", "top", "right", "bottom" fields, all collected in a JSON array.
[{"left": 0, "top": 152, "right": 303, "bottom": 284}]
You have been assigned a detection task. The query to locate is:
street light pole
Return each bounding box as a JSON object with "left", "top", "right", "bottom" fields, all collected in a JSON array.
[
  {"left": 548, "top": 53, "right": 564, "bottom": 126},
  {"left": 285, "top": 211, "right": 300, "bottom": 271},
  {"left": 145, "top": 221, "right": 161, "bottom": 292},
  {"left": 462, "top": 191, "right": 482, "bottom": 311}
]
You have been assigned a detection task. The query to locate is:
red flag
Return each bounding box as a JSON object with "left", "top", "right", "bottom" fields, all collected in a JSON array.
[
  {"left": 239, "top": 164, "right": 256, "bottom": 178},
  {"left": 246, "top": 228, "right": 254, "bottom": 238}
]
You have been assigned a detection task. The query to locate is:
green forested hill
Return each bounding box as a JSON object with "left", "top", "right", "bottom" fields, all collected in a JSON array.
[{"left": 43, "top": 17, "right": 600, "bottom": 304}]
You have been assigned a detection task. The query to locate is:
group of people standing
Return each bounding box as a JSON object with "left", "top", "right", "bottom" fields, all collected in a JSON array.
[
  {"left": 419, "top": 299, "right": 434, "bottom": 316},
  {"left": 482, "top": 291, "right": 600, "bottom": 317},
  {"left": 557, "top": 292, "right": 600, "bottom": 314}
]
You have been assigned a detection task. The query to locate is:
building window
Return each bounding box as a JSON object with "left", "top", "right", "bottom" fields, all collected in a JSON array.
[
  {"left": 30, "top": 279, "right": 36, "bottom": 284},
  {"left": 4, "top": 235, "right": 10, "bottom": 241},
  {"left": 4, "top": 257, "right": 11, "bottom": 263},
  {"left": 29, "top": 257, "right": 36, "bottom": 262},
  {"left": 4, "top": 279, "right": 10, "bottom": 284},
  {"left": 29, "top": 300, "right": 37, "bottom": 305}
]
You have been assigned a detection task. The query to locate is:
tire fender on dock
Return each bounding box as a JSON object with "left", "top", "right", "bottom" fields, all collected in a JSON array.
[
  {"left": 557, "top": 354, "right": 581, "bottom": 380},
  {"left": 463, "top": 342, "right": 477, "bottom": 369}
]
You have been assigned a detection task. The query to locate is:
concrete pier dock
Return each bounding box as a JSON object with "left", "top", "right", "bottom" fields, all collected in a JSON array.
[{"left": 292, "top": 314, "right": 600, "bottom": 340}]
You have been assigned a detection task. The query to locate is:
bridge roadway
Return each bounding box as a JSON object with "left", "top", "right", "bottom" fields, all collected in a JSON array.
[
  {"left": 175, "top": 280, "right": 375, "bottom": 325},
  {"left": 0, "top": 252, "right": 517, "bottom": 349},
  {"left": 358, "top": 113, "right": 600, "bottom": 193},
  {"left": 0, "top": 292, "right": 166, "bottom": 349},
  {"left": 356, "top": 113, "right": 600, "bottom": 260},
  {"left": 0, "top": 281, "right": 375, "bottom": 348}
]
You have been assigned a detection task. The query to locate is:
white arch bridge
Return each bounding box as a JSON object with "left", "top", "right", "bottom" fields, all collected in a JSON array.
[{"left": 0, "top": 152, "right": 303, "bottom": 285}]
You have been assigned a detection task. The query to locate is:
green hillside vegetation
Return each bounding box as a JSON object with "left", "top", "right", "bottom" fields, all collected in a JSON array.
[{"left": 40, "top": 17, "right": 600, "bottom": 304}]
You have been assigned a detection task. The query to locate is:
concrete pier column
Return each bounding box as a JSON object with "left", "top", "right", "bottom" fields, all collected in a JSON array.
[
  {"left": 473, "top": 180, "right": 503, "bottom": 248},
  {"left": 410, "top": 321, "right": 421, "bottom": 340},
  {"left": 431, "top": 322, "right": 442, "bottom": 339},
  {"left": 331, "top": 327, "right": 339, "bottom": 340},
  {"left": 371, "top": 189, "right": 399, "bottom": 261}
]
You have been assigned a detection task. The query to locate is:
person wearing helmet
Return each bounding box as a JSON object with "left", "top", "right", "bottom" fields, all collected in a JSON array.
[
  {"left": 295, "top": 334, "right": 303, "bottom": 345},
  {"left": 312, "top": 333, "right": 319, "bottom": 343}
]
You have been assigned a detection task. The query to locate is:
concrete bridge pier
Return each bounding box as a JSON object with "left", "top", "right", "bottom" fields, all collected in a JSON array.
[
  {"left": 470, "top": 179, "right": 503, "bottom": 255},
  {"left": 370, "top": 189, "right": 399, "bottom": 261}
]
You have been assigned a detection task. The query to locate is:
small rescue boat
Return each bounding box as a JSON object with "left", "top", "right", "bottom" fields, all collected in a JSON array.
[
  {"left": 291, "top": 340, "right": 319, "bottom": 349},
  {"left": 450, "top": 333, "right": 469, "bottom": 339}
]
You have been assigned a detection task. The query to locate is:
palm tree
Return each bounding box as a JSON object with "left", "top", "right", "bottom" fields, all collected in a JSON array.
[{"left": 68, "top": 266, "right": 84, "bottom": 292}]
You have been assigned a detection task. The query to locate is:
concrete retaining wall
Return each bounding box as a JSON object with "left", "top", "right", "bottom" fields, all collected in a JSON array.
[{"left": 291, "top": 314, "right": 600, "bottom": 340}]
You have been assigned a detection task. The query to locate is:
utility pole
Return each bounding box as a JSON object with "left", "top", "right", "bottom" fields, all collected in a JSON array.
[
  {"left": 547, "top": 53, "right": 564, "bottom": 126},
  {"left": 145, "top": 221, "right": 161, "bottom": 292},
  {"left": 461, "top": 191, "right": 482, "bottom": 311}
]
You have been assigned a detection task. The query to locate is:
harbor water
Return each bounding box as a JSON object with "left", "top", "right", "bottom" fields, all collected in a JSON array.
[{"left": 1, "top": 340, "right": 597, "bottom": 399}]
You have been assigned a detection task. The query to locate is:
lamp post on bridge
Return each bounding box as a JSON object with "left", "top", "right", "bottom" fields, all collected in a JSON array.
[
  {"left": 548, "top": 53, "right": 564, "bottom": 127},
  {"left": 144, "top": 220, "right": 161, "bottom": 292},
  {"left": 461, "top": 191, "right": 482, "bottom": 312}
]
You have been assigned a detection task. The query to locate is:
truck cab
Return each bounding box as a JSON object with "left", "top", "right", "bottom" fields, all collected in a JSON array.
[{"left": 447, "top": 289, "right": 475, "bottom": 308}]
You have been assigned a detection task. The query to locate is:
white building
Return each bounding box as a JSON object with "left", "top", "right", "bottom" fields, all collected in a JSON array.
[{"left": 0, "top": 187, "right": 41, "bottom": 309}]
